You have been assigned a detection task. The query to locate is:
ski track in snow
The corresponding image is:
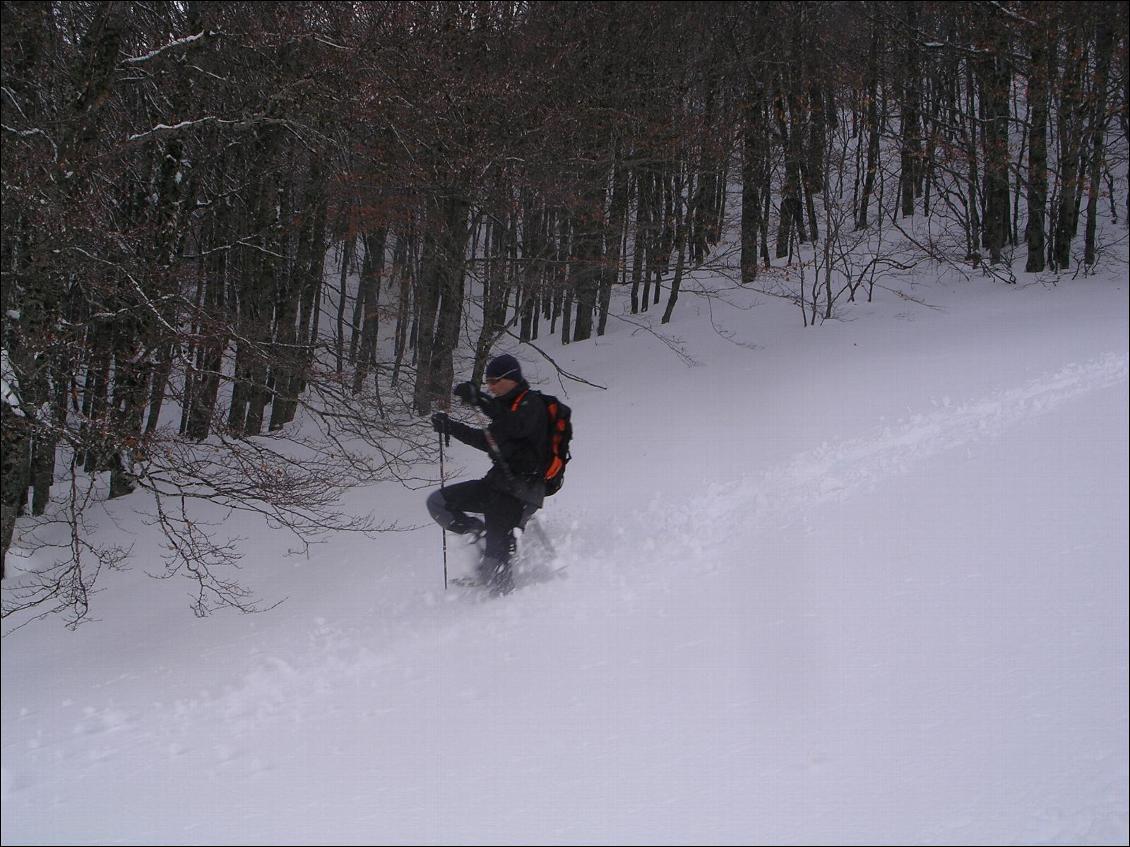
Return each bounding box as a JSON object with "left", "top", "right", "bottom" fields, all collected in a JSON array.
[
  {"left": 566, "top": 351, "right": 1129, "bottom": 578},
  {"left": 722, "top": 351, "right": 1128, "bottom": 530}
]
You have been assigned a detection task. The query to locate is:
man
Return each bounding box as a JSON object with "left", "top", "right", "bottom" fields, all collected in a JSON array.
[{"left": 427, "top": 354, "right": 547, "bottom": 595}]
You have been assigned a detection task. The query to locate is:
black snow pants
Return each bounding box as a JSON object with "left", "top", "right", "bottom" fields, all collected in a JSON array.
[{"left": 427, "top": 480, "right": 527, "bottom": 583}]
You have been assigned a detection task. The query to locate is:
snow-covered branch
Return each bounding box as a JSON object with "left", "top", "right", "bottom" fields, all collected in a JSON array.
[
  {"left": 121, "top": 30, "right": 219, "bottom": 65},
  {"left": 1, "top": 123, "right": 58, "bottom": 160}
]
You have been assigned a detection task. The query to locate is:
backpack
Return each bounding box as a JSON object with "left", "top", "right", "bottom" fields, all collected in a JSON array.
[{"left": 540, "top": 393, "right": 572, "bottom": 496}]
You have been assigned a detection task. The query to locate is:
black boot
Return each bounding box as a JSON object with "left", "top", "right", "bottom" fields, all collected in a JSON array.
[
  {"left": 449, "top": 514, "right": 485, "bottom": 541},
  {"left": 478, "top": 556, "right": 514, "bottom": 596}
]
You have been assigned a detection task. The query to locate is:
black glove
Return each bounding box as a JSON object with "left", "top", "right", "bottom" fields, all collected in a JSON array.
[
  {"left": 431, "top": 412, "right": 450, "bottom": 435},
  {"left": 453, "top": 381, "right": 482, "bottom": 407}
]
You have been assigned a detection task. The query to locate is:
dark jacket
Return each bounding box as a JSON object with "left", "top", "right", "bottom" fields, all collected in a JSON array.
[{"left": 447, "top": 380, "right": 548, "bottom": 506}]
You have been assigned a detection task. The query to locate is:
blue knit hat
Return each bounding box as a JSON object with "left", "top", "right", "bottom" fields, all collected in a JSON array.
[{"left": 485, "top": 354, "right": 522, "bottom": 382}]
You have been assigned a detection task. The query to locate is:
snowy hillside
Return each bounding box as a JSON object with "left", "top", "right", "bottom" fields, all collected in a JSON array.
[{"left": 2, "top": 267, "right": 1128, "bottom": 845}]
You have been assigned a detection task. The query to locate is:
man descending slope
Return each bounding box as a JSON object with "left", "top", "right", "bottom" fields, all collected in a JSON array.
[{"left": 427, "top": 355, "right": 547, "bottom": 595}]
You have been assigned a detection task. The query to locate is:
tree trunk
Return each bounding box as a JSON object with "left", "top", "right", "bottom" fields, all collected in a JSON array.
[
  {"left": 351, "top": 229, "right": 388, "bottom": 395},
  {"left": 858, "top": 21, "right": 882, "bottom": 229},
  {"left": 662, "top": 167, "right": 693, "bottom": 324},
  {"left": 978, "top": 12, "right": 1011, "bottom": 265},
  {"left": 391, "top": 228, "right": 413, "bottom": 387},
  {"left": 1052, "top": 24, "right": 1086, "bottom": 269},
  {"left": 599, "top": 141, "right": 629, "bottom": 335},
  {"left": 1025, "top": 12, "right": 1051, "bottom": 273},
  {"left": 630, "top": 169, "right": 648, "bottom": 313},
  {"left": 571, "top": 195, "right": 603, "bottom": 342},
  {"left": 337, "top": 233, "right": 355, "bottom": 373},
  {"left": 413, "top": 192, "right": 470, "bottom": 415},
  {"left": 899, "top": 3, "right": 922, "bottom": 219},
  {"left": 1084, "top": 16, "right": 1114, "bottom": 266},
  {"left": 964, "top": 52, "right": 981, "bottom": 260},
  {"left": 741, "top": 82, "right": 767, "bottom": 282}
]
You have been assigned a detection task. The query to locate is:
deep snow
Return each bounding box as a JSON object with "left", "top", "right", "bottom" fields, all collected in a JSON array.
[{"left": 2, "top": 265, "right": 1128, "bottom": 845}]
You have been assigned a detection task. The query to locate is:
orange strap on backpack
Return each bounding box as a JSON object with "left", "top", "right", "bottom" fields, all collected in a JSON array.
[{"left": 508, "top": 389, "right": 562, "bottom": 482}]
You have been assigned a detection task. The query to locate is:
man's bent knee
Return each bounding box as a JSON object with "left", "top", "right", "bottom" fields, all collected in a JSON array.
[{"left": 427, "top": 488, "right": 484, "bottom": 537}]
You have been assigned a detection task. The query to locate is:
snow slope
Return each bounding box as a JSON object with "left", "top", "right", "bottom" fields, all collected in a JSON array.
[{"left": 2, "top": 269, "right": 1128, "bottom": 846}]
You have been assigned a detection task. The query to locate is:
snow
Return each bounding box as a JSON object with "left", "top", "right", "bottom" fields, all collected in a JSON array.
[{"left": 2, "top": 267, "right": 1128, "bottom": 845}]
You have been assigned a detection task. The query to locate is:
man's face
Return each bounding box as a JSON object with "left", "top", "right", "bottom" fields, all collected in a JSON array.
[{"left": 484, "top": 376, "right": 518, "bottom": 397}]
